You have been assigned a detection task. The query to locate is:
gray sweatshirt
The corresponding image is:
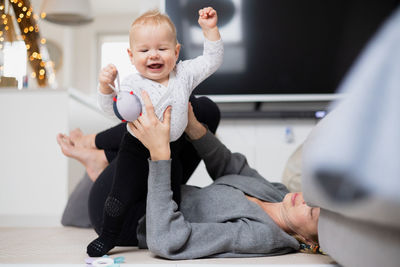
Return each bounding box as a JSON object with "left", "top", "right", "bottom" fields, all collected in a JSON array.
[{"left": 136, "top": 130, "right": 300, "bottom": 259}]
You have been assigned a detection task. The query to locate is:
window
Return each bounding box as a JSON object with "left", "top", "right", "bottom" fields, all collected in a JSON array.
[
  {"left": 1, "top": 41, "right": 27, "bottom": 89},
  {"left": 99, "top": 34, "right": 136, "bottom": 86}
]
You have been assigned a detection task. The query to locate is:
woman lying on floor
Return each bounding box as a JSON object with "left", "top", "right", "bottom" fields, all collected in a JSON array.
[{"left": 58, "top": 94, "right": 321, "bottom": 259}]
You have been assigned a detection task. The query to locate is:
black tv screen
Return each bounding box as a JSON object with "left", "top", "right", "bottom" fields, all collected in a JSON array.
[{"left": 166, "top": 0, "right": 399, "bottom": 96}]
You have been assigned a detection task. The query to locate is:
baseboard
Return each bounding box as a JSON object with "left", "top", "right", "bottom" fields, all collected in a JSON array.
[{"left": 0, "top": 214, "right": 62, "bottom": 227}]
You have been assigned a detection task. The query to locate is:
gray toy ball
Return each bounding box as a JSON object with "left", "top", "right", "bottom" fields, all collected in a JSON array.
[{"left": 113, "top": 91, "right": 142, "bottom": 122}]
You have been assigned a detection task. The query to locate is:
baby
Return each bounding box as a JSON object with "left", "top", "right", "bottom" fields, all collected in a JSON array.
[{"left": 87, "top": 7, "right": 223, "bottom": 256}]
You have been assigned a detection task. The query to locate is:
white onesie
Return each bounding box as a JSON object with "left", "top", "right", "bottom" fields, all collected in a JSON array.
[{"left": 98, "top": 38, "right": 224, "bottom": 141}]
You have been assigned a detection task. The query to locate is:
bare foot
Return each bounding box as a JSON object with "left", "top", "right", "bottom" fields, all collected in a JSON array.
[
  {"left": 69, "top": 128, "right": 96, "bottom": 149},
  {"left": 69, "top": 128, "right": 84, "bottom": 144},
  {"left": 57, "top": 134, "right": 108, "bottom": 181},
  {"left": 56, "top": 133, "right": 75, "bottom": 157}
]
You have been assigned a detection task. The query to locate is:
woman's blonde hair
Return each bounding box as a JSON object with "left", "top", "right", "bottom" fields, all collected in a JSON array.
[
  {"left": 292, "top": 234, "right": 324, "bottom": 254},
  {"left": 129, "top": 10, "right": 178, "bottom": 47}
]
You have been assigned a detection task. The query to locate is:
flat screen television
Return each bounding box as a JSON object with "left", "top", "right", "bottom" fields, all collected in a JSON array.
[{"left": 166, "top": 0, "right": 399, "bottom": 101}]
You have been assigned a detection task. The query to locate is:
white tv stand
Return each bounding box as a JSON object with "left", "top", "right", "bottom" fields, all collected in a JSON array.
[
  {"left": 198, "top": 94, "right": 343, "bottom": 119},
  {"left": 201, "top": 93, "right": 342, "bottom": 103}
]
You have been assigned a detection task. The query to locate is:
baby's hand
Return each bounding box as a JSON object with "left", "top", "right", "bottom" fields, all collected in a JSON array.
[
  {"left": 198, "top": 7, "right": 218, "bottom": 30},
  {"left": 99, "top": 64, "right": 117, "bottom": 94}
]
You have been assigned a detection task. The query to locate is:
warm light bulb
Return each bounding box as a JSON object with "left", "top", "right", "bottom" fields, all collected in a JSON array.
[
  {"left": 29, "top": 26, "right": 34, "bottom": 32},
  {"left": 31, "top": 72, "right": 36, "bottom": 78},
  {"left": 26, "top": 44, "right": 30, "bottom": 50},
  {"left": 19, "top": 13, "right": 24, "bottom": 18},
  {"left": 22, "top": 7, "right": 27, "bottom": 12},
  {"left": 24, "top": 28, "right": 28, "bottom": 33},
  {"left": 40, "top": 38, "right": 46, "bottom": 44},
  {"left": 40, "top": 12, "right": 46, "bottom": 19},
  {"left": 17, "top": 18, "right": 21, "bottom": 23},
  {"left": 39, "top": 69, "right": 45, "bottom": 75}
]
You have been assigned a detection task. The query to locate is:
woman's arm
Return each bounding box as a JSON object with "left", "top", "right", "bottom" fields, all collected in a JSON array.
[
  {"left": 131, "top": 93, "right": 297, "bottom": 258},
  {"left": 185, "top": 103, "right": 263, "bottom": 180},
  {"left": 145, "top": 160, "right": 297, "bottom": 259}
]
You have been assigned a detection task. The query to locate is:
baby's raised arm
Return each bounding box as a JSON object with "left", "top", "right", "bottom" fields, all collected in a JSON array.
[{"left": 198, "top": 7, "right": 221, "bottom": 41}]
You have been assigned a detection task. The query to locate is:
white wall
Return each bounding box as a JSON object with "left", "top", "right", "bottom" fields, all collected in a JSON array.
[
  {"left": 70, "top": 14, "right": 138, "bottom": 95},
  {"left": 0, "top": 89, "right": 69, "bottom": 226},
  {"left": 187, "top": 118, "right": 316, "bottom": 187}
]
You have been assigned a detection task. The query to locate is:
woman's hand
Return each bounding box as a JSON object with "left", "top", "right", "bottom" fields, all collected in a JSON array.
[
  {"left": 129, "top": 91, "right": 171, "bottom": 161},
  {"left": 185, "top": 102, "right": 207, "bottom": 140}
]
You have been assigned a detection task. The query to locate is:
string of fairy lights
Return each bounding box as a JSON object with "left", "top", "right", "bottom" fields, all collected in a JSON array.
[{"left": 0, "top": 0, "right": 54, "bottom": 87}]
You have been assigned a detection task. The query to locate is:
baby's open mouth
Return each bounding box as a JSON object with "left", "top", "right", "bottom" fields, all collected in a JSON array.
[{"left": 148, "top": 63, "right": 163, "bottom": 69}]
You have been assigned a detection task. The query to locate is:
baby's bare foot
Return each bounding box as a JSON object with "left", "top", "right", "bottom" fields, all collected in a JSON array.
[{"left": 57, "top": 133, "right": 107, "bottom": 181}]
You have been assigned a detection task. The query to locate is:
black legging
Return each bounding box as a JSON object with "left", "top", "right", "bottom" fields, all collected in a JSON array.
[{"left": 88, "top": 95, "right": 220, "bottom": 245}]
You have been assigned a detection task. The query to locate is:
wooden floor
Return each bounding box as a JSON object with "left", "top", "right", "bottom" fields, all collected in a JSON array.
[{"left": 0, "top": 227, "right": 337, "bottom": 265}]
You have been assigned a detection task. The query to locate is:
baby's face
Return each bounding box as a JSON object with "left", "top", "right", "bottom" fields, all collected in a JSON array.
[{"left": 129, "top": 23, "right": 180, "bottom": 85}]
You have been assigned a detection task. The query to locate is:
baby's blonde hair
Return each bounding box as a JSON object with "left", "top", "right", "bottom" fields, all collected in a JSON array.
[{"left": 129, "top": 10, "right": 178, "bottom": 47}]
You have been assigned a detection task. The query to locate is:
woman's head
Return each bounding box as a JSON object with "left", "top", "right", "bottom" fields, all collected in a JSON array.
[{"left": 281, "top": 192, "right": 320, "bottom": 244}]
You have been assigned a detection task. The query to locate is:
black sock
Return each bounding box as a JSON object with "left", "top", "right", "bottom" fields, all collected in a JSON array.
[{"left": 87, "top": 196, "right": 125, "bottom": 256}]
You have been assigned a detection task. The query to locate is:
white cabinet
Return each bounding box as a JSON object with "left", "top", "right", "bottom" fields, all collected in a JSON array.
[{"left": 0, "top": 89, "right": 69, "bottom": 226}]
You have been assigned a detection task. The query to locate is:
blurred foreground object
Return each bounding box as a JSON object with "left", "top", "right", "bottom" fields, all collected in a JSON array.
[{"left": 303, "top": 5, "right": 400, "bottom": 267}]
